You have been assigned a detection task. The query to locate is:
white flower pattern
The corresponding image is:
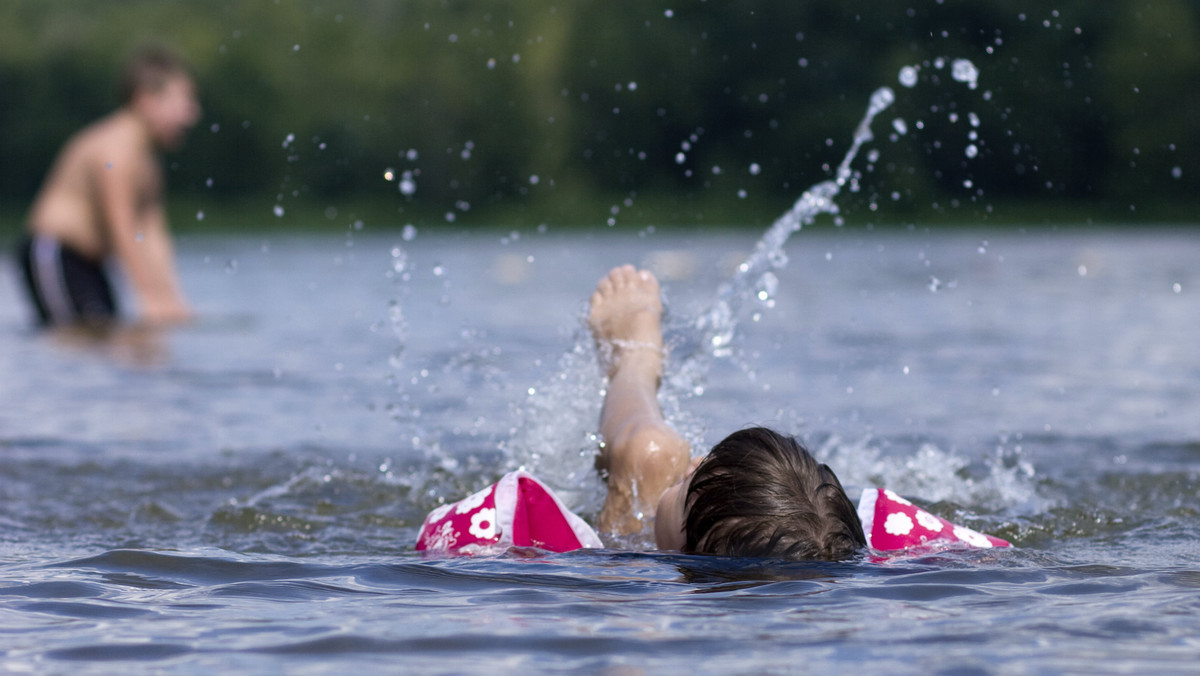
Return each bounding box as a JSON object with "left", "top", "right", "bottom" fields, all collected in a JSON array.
[
  {"left": 455, "top": 486, "right": 493, "bottom": 514},
  {"left": 953, "top": 525, "right": 992, "bottom": 548},
  {"left": 426, "top": 503, "right": 452, "bottom": 525},
  {"left": 426, "top": 521, "right": 457, "bottom": 551},
  {"left": 884, "top": 512, "right": 914, "bottom": 536},
  {"left": 469, "top": 508, "right": 497, "bottom": 540},
  {"left": 915, "top": 510, "right": 943, "bottom": 532},
  {"left": 883, "top": 489, "right": 912, "bottom": 506}
]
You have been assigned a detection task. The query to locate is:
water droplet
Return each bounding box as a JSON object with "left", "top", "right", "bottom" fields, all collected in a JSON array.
[
  {"left": 675, "top": 152, "right": 686, "bottom": 164},
  {"left": 628, "top": 81, "right": 637, "bottom": 91},
  {"left": 1077, "top": 265, "right": 1088, "bottom": 277},
  {"left": 892, "top": 118, "right": 908, "bottom": 135},
  {"left": 867, "top": 148, "right": 880, "bottom": 163},
  {"left": 1171, "top": 166, "right": 1183, "bottom": 179},
  {"left": 406, "top": 148, "right": 419, "bottom": 161},
  {"left": 869, "top": 86, "right": 895, "bottom": 114},
  {"left": 273, "top": 204, "right": 285, "bottom": 218},
  {"left": 196, "top": 210, "right": 205, "bottom": 221},
  {"left": 486, "top": 58, "right": 496, "bottom": 69},
  {"left": 965, "top": 144, "right": 979, "bottom": 158},
  {"left": 664, "top": 9, "right": 674, "bottom": 17},
  {"left": 383, "top": 168, "right": 395, "bottom": 181},
  {"left": 282, "top": 133, "right": 295, "bottom": 148},
  {"left": 444, "top": 212, "right": 456, "bottom": 223},
  {"left": 951, "top": 58, "right": 979, "bottom": 89},
  {"left": 898, "top": 65, "right": 919, "bottom": 88},
  {"left": 399, "top": 171, "right": 416, "bottom": 195},
  {"left": 1173, "top": 283, "right": 1182, "bottom": 293},
  {"left": 963, "top": 179, "right": 973, "bottom": 189},
  {"left": 737, "top": 189, "right": 747, "bottom": 199},
  {"left": 969, "top": 112, "right": 981, "bottom": 128},
  {"left": 402, "top": 225, "right": 418, "bottom": 241},
  {"left": 205, "top": 177, "right": 214, "bottom": 188},
  {"left": 749, "top": 162, "right": 761, "bottom": 175}
]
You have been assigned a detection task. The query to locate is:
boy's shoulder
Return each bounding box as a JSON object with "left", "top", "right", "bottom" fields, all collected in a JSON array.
[{"left": 59, "top": 111, "right": 157, "bottom": 179}]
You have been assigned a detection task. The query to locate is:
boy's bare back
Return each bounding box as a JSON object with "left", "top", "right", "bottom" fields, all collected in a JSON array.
[
  {"left": 21, "top": 47, "right": 199, "bottom": 325},
  {"left": 29, "top": 110, "right": 163, "bottom": 262}
]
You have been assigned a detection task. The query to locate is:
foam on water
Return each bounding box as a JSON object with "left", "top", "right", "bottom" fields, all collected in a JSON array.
[{"left": 812, "top": 435, "right": 1049, "bottom": 516}]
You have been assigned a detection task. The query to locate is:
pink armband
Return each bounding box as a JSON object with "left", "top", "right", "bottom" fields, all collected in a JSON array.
[
  {"left": 858, "top": 487, "right": 1010, "bottom": 551},
  {"left": 416, "top": 471, "right": 603, "bottom": 555}
]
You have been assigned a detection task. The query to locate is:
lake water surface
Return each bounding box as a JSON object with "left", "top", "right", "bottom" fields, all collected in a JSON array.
[{"left": 2, "top": 226, "right": 1199, "bottom": 674}]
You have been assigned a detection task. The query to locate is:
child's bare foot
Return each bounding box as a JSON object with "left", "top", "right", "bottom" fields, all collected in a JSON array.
[{"left": 588, "top": 265, "right": 664, "bottom": 378}]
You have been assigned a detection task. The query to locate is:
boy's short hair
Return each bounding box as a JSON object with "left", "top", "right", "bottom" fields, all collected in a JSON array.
[
  {"left": 117, "top": 43, "right": 191, "bottom": 105},
  {"left": 684, "top": 427, "right": 866, "bottom": 560}
]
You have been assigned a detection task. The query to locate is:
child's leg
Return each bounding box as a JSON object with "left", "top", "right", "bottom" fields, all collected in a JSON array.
[{"left": 589, "top": 265, "right": 691, "bottom": 534}]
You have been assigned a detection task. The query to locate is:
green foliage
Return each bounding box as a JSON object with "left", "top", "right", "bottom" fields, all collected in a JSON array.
[{"left": 0, "top": 0, "right": 1197, "bottom": 230}]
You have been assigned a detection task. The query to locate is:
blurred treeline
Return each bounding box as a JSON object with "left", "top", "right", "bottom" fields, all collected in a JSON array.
[{"left": 0, "top": 0, "right": 1197, "bottom": 230}]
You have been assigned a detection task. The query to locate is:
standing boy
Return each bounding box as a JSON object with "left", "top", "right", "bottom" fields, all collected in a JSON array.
[{"left": 17, "top": 44, "right": 200, "bottom": 325}]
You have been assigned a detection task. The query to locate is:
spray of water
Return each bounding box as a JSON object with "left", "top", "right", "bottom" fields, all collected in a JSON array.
[
  {"left": 414, "top": 60, "right": 1034, "bottom": 523},
  {"left": 666, "top": 85, "right": 897, "bottom": 406}
]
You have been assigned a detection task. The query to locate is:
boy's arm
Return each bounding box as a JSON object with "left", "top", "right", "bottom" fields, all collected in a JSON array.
[{"left": 95, "top": 147, "right": 191, "bottom": 323}]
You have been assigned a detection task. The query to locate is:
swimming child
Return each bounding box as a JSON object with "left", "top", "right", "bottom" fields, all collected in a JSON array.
[
  {"left": 16, "top": 43, "right": 200, "bottom": 326},
  {"left": 588, "top": 265, "right": 865, "bottom": 559},
  {"left": 418, "top": 265, "right": 1009, "bottom": 558}
]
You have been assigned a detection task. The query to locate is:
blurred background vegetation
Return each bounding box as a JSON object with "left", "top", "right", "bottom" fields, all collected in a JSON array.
[{"left": 0, "top": 0, "right": 1197, "bottom": 234}]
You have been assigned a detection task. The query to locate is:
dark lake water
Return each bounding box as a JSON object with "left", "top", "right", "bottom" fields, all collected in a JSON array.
[{"left": 2, "top": 226, "right": 1199, "bottom": 674}]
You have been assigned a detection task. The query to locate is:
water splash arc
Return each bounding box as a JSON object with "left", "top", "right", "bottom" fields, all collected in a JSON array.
[{"left": 676, "top": 85, "right": 896, "bottom": 385}]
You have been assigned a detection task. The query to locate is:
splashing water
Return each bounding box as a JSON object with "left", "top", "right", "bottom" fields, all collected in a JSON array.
[
  {"left": 494, "top": 60, "right": 1012, "bottom": 521},
  {"left": 498, "top": 84, "right": 901, "bottom": 519},
  {"left": 813, "top": 435, "right": 1050, "bottom": 515},
  {"left": 666, "top": 85, "right": 896, "bottom": 404}
]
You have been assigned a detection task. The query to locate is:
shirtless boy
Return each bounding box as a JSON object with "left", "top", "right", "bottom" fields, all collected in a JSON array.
[{"left": 17, "top": 44, "right": 200, "bottom": 325}]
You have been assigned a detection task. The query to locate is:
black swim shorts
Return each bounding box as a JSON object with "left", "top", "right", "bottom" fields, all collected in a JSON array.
[{"left": 16, "top": 235, "right": 118, "bottom": 325}]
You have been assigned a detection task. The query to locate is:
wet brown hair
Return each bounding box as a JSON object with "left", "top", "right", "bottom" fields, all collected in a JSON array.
[
  {"left": 117, "top": 43, "right": 192, "bottom": 105},
  {"left": 684, "top": 427, "right": 866, "bottom": 560}
]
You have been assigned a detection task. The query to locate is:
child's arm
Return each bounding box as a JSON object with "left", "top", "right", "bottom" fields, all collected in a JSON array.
[{"left": 96, "top": 143, "right": 191, "bottom": 324}]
